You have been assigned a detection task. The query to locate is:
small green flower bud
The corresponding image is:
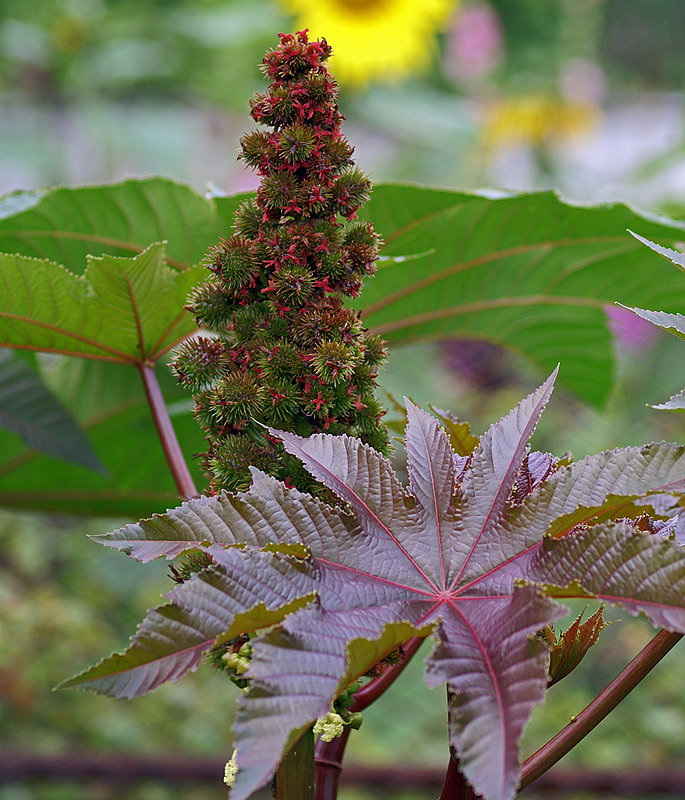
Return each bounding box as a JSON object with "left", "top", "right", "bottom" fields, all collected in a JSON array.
[
  {"left": 234, "top": 657, "right": 251, "bottom": 675},
  {"left": 229, "top": 304, "right": 269, "bottom": 348},
  {"left": 346, "top": 712, "right": 364, "bottom": 730},
  {"left": 203, "top": 235, "right": 260, "bottom": 295},
  {"left": 186, "top": 280, "right": 234, "bottom": 332},
  {"left": 240, "top": 129, "right": 272, "bottom": 168},
  {"left": 361, "top": 334, "right": 388, "bottom": 367},
  {"left": 264, "top": 379, "right": 301, "bottom": 424},
  {"left": 269, "top": 264, "right": 316, "bottom": 306},
  {"left": 233, "top": 199, "right": 262, "bottom": 240},
  {"left": 208, "top": 436, "right": 273, "bottom": 493},
  {"left": 238, "top": 641, "right": 253, "bottom": 658},
  {"left": 331, "top": 168, "right": 372, "bottom": 215},
  {"left": 260, "top": 172, "right": 298, "bottom": 212},
  {"left": 313, "top": 340, "right": 360, "bottom": 384},
  {"left": 279, "top": 123, "right": 317, "bottom": 165},
  {"left": 223, "top": 652, "right": 241, "bottom": 670},
  {"left": 173, "top": 336, "right": 232, "bottom": 393},
  {"left": 211, "top": 373, "right": 267, "bottom": 427}
]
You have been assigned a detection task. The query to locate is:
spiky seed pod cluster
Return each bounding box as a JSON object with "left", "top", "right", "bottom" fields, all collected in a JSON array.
[{"left": 173, "top": 30, "right": 390, "bottom": 494}]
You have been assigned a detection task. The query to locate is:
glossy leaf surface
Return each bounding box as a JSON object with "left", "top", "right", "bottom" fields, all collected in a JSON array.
[{"left": 70, "top": 374, "right": 685, "bottom": 799}]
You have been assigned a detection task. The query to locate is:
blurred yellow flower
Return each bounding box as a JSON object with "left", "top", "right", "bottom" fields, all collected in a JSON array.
[
  {"left": 482, "top": 93, "right": 600, "bottom": 148},
  {"left": 280, "top": 0, "right": 458, "bottom": 87}
]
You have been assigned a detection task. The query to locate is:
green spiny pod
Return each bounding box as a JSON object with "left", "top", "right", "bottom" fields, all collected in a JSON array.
[{"left": 173, "top": 336, "right": 232, "bottom": 393}]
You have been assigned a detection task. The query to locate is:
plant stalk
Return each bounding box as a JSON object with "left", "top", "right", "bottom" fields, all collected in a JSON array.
[
  {"left": 439, "top": 753, "right": 477, "bottom": 800},
  {"left": 138, "top": 363, "right": 197, "bottom": 500},
  {"left": 439, "top": 687, "right": 478, "bottom": 800},
  {"left": 274, "top": 727, "right": 315, "bottom": 800},
  {"left": 314, "top": 636, "right": 425, "bottom": 800},
  {"left": 520, "top": 628, "right": 683, "bottom": 790}
]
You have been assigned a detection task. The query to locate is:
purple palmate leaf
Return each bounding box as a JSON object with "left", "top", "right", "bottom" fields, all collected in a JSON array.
[{"left": 66, "top": 372, "right": 685, "bottom": 800}]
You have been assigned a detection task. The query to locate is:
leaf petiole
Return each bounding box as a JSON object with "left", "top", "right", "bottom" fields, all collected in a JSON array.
[
  {"left": 138, "top": 363, "right": 197, "bottom": 500},
  {"left": 520, "top": 629, "right": 683, "bottom": 791}
]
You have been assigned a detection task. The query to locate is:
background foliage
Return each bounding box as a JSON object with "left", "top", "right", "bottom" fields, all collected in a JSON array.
[{"left": 3, "top": 1, "right": 685, "bottom": 798}]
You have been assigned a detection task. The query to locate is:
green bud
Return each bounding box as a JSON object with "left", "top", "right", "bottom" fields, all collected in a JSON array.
[
  {"left": 234, "top": 657, "right": 251, "bottom": 675},
  {"left": 546, "top": 606, "right": 611, "bottom": 686},
  {"left": 346, "top": 712, "right": 363, "bottom": 730},
  {"left": 238, "top": 642, "right": 253, "bottom": 658},
  {"left": 223, "top": 652, "right": 241, "bottom": 670}
]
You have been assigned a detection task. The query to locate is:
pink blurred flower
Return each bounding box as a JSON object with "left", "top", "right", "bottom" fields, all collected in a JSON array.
[{"left": 444, "top": 2, "right": 502, "bottom": 82}]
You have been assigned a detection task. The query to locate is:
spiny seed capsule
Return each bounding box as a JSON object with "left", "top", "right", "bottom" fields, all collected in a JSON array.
[{"left": 173, "top": 30, "right": 391, "bottom": 495}]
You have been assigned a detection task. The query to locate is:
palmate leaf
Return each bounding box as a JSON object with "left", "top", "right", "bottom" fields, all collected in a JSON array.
[
  {"left": 5, "top": 180, "right": 685, "bottom": 407},
  {"left": 0, "top": 242, "right": 206, "bottom": 515},
  {"left": 357, "top": 185, "right": 685, "bottom": 406},
  {"left": 69, "top": 373, "right": 685, "bottom": 800},
  {"left": 0, "top": 243, "right": 202, "bottom": 363},
  {"left": 0, "top": 183, "right": 251, "bottom": 515}
]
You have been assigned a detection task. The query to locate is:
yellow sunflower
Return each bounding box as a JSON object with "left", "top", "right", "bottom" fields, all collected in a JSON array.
[{"left": 279, "top": 0, "right": 458, "bottom": 87}]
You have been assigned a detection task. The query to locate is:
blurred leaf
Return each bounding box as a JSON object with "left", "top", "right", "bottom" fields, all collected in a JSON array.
[
  {"left": 0, "top": 349, "right": 103, "bottom": 472},
  {"left": 0, "top": 243, "right": 201, "bottom": 363},
  {"left": 358, "top": 185, "right": 685, "bottom": 407},
  {"left": 0, "top": 359, "right": 204, "bottom": 517},
  {"left": 620, "top": 235, "right": 685, "bottom": 411},
  {"left": 429, "top": 406, "right": 479, "bottom": 456},
  {"left": 651, "top": 390, "right": 685, "bottom": 412}
]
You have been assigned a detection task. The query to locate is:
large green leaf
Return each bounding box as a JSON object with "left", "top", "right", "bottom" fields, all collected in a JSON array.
[
  {"left": 0, "top": 349, "right": 103, "bottom": 472},
  {"left": 0, "top": 243, "right": 202, "bottom": 363},
  {"left": 357, "top": 185, "right": 685, "bottom": 406},
  {"left": 4, "top": 180, "right": 685, "bottom": 406},
  {"left": 0, "top": 179, "right": 245, "bottom": 271},
  {"left": 5, "top": 180, "right": 685, "bottom": 517}
]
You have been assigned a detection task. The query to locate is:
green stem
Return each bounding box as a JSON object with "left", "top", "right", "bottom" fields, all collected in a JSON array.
[
  {"left": 138, "top": 363, "right": 197, "bottom": 500},
  {"left": 275, "top": 727, "right": 315, "bottom": 800},
  {"left": 520, "top": 629, "right": 683, "bottom": 790}
]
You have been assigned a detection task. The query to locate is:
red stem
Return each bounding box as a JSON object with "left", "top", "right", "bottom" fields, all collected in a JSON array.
[
  {"left": 314, "top": 636, "right": 425, "bottom": 800},
  {"left": 439, "top": 688, "right": 478, "bottom": 800},
  {"left": 138, "top": 363, "right": 198, "bottom": 500},
  {"left": 520, "top": 629, "right": 683, "bottom": 790},
  {"left": 439, "top": 754, "right": 477, "bottom": 800}
]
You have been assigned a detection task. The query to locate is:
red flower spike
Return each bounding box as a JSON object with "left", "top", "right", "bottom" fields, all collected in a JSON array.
[{"left": 172, "top": 31, "right": 390, "bottom": 493}]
